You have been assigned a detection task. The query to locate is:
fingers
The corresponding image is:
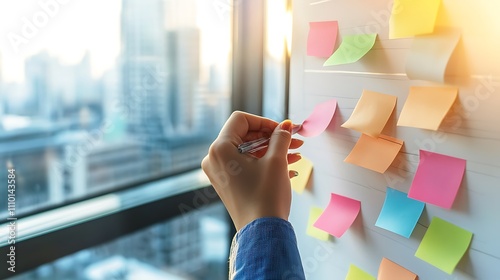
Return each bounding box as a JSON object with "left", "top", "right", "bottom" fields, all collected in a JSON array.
[
  {"left": 287, "top": 153, "right": 301, "bottom": 164},
  {"left": 265, "top": 120, "right": 292, "bottom": 160},
  {"left": 220, "top": 111, "right": 278, "bottom": 140},
  {"left": 288, "top": 170, "right": 299, "bottom": 179},
  {"left": 289, "top": 138, "right": 304, "bottom": 149}
]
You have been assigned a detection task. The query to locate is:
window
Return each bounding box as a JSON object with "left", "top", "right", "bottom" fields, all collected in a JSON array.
[
  {"left": 9, "top": 203, "right": 229, "bottom": 280},
  {"left": 0, "top": 0, "right": 232, "bottom": 218}
]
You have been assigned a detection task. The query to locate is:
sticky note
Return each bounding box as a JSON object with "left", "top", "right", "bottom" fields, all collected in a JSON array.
[
  {"left": 289, "top": 156, "right": 313, "bottom": 194},
  {"left": 375, "top": 188, "right": 425, "bottom": 238},
  {"left": 408, "top": 150, "right": 466, "bottom": 209},
  {"left": 389, "top": 0, "right": 441, "bottom": 39},
  {"left": 306, "top": 207, "right": 330, "bottom": 241},
  {"left": 345, "top": 264, "right": 375, "bottom": 280},
  {"left": 415, "top": 217, "right": 473, "bottom": 274},
  {"left": 313, "top": 193, "right": 361, "bottom": 238},
  {"left": 345, "top": 134, "right": 403, "bottom": 174},
  {"left": 405, "top": 27, "right": 462, "bottom": 83},
  {"left": 298, "top": 99, "right": 337, "bottom": 137},
  {"left": 341, "top": 90, "right": 397, "bottom": 138},
  {"left": 307, "top": 21, "right": 339, "bottom": 57},
  {"left": 397, "top": 86, "right": 458, "bottom": 130},
  {"left": 323, "top": 34, "right": 377, "bottom": 66},
  {"left": 378, "top": 258, "right": 418, "bottom": 280}
]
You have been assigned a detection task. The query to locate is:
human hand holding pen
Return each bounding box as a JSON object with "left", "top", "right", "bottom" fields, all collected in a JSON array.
[{"left": 201, "top": 111, "right": 304, "bottom": 230}]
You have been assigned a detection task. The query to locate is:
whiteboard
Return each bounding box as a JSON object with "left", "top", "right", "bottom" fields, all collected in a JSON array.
[{"left": 288, "top": 0, "right": 500, "bottom": 279}]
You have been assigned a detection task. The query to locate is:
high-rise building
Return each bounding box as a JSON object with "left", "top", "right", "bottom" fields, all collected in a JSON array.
[
  {"left": 24, "top": 51, "right": 98, "bottom": 124},
  {"left": 121, "top": 0, "right": 172, "bottom": 141},
  {"left": 166, "top": 28, "right": 200, "bottom": 133}
]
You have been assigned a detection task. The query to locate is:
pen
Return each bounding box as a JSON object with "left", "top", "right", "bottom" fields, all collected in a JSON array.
[{"left": 238, "top": 124, "right": 302, "bottom": 154}]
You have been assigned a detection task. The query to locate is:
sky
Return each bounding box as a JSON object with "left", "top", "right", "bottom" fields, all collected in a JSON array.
[
  {"left": 0, "top": 0, "right": 122, "bottom": 82},
  {"left": 0, "top": 0, "right": 232, "bottom": 84}
]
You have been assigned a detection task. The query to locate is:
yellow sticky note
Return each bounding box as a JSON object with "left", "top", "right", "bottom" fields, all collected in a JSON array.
[
  {"left": 306, "top": 207, "right": 329, "bottom": 241},
  {"left": 397, "top": 86, "right": 458, "bottom": 130},
  {"left": 415, "top": 217, "right": 472, "bottom": 274},
  {"left": 345, "top": 134, "right": 403, "bottom": 173},
  {"left": 341, "top": 90, "right": 397, "bottom": 138},
  {"left": 405, "top": 27, "right": 461, "bottom": 83},
  {"left": 378, "top": 258, "right": 418, "bottom": 280},
  {"left": 345, "top": 264, "right": 376, "bottom": 280},
  {"left": 389, "top": 0, "right": 442, "bottom": 39},
  {"left": 289, "top": 156, "right": 313, "bottom": 194}
]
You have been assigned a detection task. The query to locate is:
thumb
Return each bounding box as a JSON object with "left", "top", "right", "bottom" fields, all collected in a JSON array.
[{"left": 265, "top": 120, "right": 292, "bottom": 159}]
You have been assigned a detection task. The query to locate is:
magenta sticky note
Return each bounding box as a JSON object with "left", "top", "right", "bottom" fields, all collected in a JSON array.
[
  {"left": 298, "top": 99, "right": 337, "bottom": 137},
  {"left": 313, "top": 193, "right": 361, "bottom": 238},
  {"left": 307, "top": 21, "right": 339, "bottom": 57},
  {"left": 408, "top": 150, "right": 466, "bottom": 209}
]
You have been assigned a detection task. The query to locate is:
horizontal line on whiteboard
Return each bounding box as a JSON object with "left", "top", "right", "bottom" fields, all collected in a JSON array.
[
  {"left": 305, "top": 69, "right": 407, "bottom": 77},
  {"left": 304, "top": 69, "right": 497, "bottom": 80},
  {"left": 309, "top": 0, "right": 332, "bottom": 5}
]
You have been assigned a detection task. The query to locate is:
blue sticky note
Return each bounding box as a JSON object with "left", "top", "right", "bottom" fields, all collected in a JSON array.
[{"left": 375, "top": 187, "right": 425, "bottom": 238}]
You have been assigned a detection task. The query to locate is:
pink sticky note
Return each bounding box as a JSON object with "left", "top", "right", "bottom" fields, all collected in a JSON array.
[
  {"left": 298, "top": 99, "right": 337, "bottom": 137},
  {"left": 408, "top": 150, "right": 466, "bottom": 209},
  {"left": 313, "top": 193, "right": 361, "bottom": 238},
  {"left": 307, "top": 21, "right": 339, "bottom": 57}
]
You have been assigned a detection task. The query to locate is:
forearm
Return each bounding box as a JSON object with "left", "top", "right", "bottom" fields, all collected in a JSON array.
[{"left": 229, "top": 217, "right": 305, "bottom": 280}]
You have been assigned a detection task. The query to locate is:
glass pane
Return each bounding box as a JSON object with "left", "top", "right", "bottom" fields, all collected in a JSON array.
[
  {"left": 9, "top": 203, "right": 229, "bottom": 280},
  {"left": 0, "top": 0, "right": 232, "bottom": 218}
]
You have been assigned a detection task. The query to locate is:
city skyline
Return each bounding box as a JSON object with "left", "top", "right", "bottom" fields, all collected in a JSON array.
[{"left": 0, "top": 0, "right": 231, "bottom": 220}]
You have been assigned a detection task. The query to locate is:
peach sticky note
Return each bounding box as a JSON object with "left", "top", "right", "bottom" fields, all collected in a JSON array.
[
  {"left": 306, "top": 207, "right": 330, "bottom": 241},
  {"left": 378, "top": 258, "right": 418, "bottom": 280},
  {"left": 406, "top": 27, "right": 462, "bottom": 83},
  {"left": 313, "top": 193, "right": 361, "bottom": 238},
  {"left": 345, "top": 134, "right": 403, "bottom": 174},
  {"left": 298, "top": 99, "right": 337, "bottom": 137},
  {"left": 346, "top": 264, "right": 376, "bottom": 280},
  {"left": 289, "top": 156, "right": 313, "bottom": 194},
  {"left": 408, "top": 150, "right": 466, "bottom": 209},
  {"left": 389, "top": 0, "right": 441, "bottom": 39},
  {"left": 397, "top": 86, "right": 458, "bottom": 130},
  {"left": 415, "top": 217, "right": 473, "bottom": 274},
  {"left": 307, "top": 21, "right": 339, "bottom": 57},
  {"left": 323, "top": 33, "right": 377, "bottom": 66},
  {"left": 375, "top": 188, "right": 425, "bottom": 238},
  {"left": 341, "top": 90, "right": 397, "bottom": 138}
]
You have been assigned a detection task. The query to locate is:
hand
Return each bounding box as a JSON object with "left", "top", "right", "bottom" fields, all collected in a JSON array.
[{"left": 201, "top": 111, "right": 303, "bottom": 230}]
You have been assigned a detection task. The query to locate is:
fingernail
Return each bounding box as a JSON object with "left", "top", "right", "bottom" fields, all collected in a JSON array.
[
  {"left": 280, "top": 120, "right": 292, "bottom": 133},
  {"left": 291, "top": 124, "right": 302, "bottom": 134},
  {"left": 291, "top": 152, "right": 302, "bottom": 159},
  {"left": 293, "top": 171, "right": 299, "bottom": 177}
]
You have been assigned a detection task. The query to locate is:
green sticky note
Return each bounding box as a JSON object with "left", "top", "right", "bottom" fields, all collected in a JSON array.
[
  {"left": 323, "top": 34, "right": 377, "bottom": 66},
  {"left": 306, "top": 207, "right": 329, "bottom": 241},
  {"left": 345, "top": 264, "right": 376, "bottom": 280},
  {"left": 415, "top": 217, "right": 473, "bottom": 274}
]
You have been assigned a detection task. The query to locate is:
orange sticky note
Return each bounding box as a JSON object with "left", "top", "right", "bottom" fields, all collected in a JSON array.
[
  {"left": 289, "top": 156, "right": 313, "bottom": 194},
  {"left": 345, "top": 134, "right": 403, "bottom": 173},
  {"left": 389, "top": 0, "right": 441, "bottom": 39},
  {"left": 378, "top": 258, "right": 417, "bottom": 280},
  {"left": 397, "top": 86, "right": 458, "bottom": 131},
  {"left": 341, "top": 90, "right": 397, "bottom": 138}
]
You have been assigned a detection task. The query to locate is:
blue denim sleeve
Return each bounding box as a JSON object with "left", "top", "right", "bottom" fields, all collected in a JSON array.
[{"left": 229, "top": 217, "right": 305, "bottom": 280}]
